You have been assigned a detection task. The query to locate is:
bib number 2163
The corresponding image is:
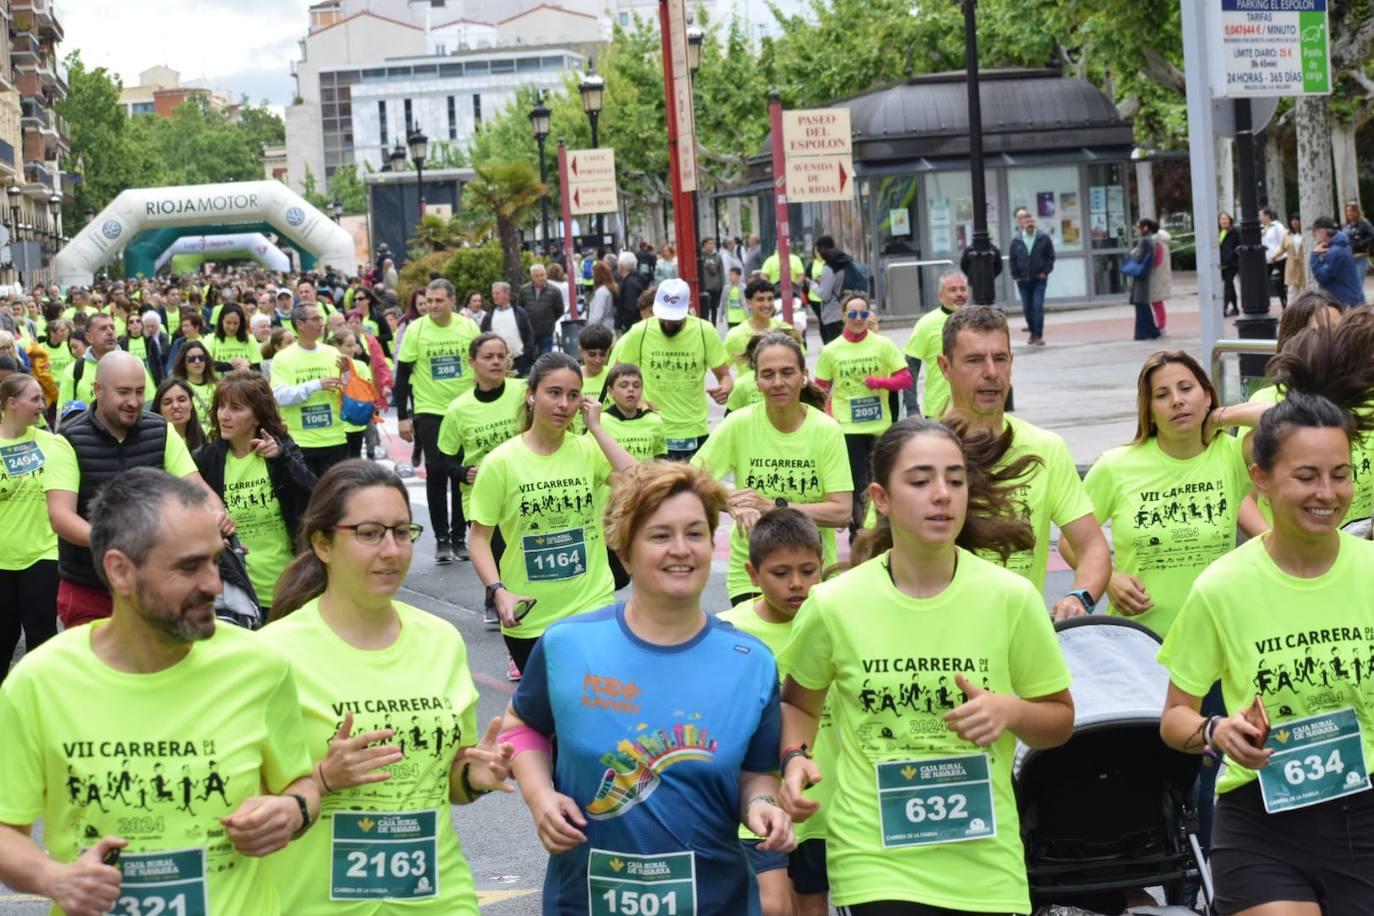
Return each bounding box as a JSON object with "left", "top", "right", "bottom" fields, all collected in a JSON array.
[
  {"left": 330, "top": 810, "right": 439, "bottom": 900},
  {"left": 588, "top": 849, "right": 696, "bottom": 916}
]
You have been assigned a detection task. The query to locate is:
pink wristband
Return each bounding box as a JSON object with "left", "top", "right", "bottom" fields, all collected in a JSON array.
[{"left": 500, "top": 724, "right": 553, "bottom": 758}]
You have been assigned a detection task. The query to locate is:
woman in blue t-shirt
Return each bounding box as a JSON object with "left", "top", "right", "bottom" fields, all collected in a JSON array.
[{"left": 500, "top": 461, "right": 794, "bottom": 915}]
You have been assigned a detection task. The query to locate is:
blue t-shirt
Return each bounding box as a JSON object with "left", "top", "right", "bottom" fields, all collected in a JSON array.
[{"left": 513, "top": 602, "right": 782, "bottom": 916}]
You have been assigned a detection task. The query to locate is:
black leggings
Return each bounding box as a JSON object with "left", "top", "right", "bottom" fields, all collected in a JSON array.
[
  {"left": 299, "top": 443, "right": 350, "bottom": 481},
  {"left": 345, "top": 429, "right": 365, "bottom": 459},
  {"left": 504, "top": 634, "right": 539, "bottom": 672},
  {"left": 844, "top": 433, "right": 876, "bottom": 531},
  {"left": 0, "top": 560, "right": 59, "bottom": 684},
  {"left": 839, "top": 904, "right": 1014, "bottom": 916},
  {"left": 414, "top": 413, "right": 464, "bottom": 544}
]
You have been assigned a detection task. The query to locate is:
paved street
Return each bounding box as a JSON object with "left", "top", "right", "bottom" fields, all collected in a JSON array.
[{"left": 7, "top": 274, "right": 1374, "bottom": 913}]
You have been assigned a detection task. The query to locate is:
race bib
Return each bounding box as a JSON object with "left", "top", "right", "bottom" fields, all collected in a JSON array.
[
  {"left": 850, "top": 396, "right": 884, "bottom": 425},
  {"left": 110, "top": 847, "right": 208, "bottom": 916},
  {"left": 588, "top": 849, "right": 697, "bottom": 916},
  {"left": 665, "top": 437, "right": 698, "bottom": 453},
  {"left": 1259, "top": 708, "right": 1371, "bottom": 814},
  {"left": 430, "top": 354, "right": 463, "bottom": 381},
  {"left": 330, "top": 810, "right": 439, "bottom": 901},
  {"left": 301, "top": 403, "right": 333, "bottom": 430},
  {"left": 876, "top": 754, "right": 997, "bottom": 848},
  {"left": 523, "top": 528, "right": 588, "bottom": 582},
  {"left": 0, "top": 441, "right": 44, "bottom": 477}
]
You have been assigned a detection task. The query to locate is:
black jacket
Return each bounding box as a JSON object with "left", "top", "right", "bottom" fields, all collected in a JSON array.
[
  {"left": 616, "top": 270, "right": 649, "bottom": 332},
  {"left": 515, "top": 282, "right": 564, "bottom": 336},
  {"left": 193, "top": 435, "right": 316, "bottom": 547},
  {"left": 480, "top": 305, "right": 536, "bottom": 374},
  {"left": 1009, "top": 230, "right": 1056, "bottom": 281},
  {"left": 1219, "top": 229, "right": 1240, "bottom": 271}
]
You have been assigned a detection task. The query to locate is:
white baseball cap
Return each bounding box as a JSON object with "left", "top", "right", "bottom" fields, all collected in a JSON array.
[{"left": 653, "top": 278, "right": 692, "bottom": 320}]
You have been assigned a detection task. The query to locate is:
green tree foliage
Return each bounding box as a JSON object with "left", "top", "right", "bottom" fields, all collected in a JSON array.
[
  {"left": 461, "top": 158, "right": 546, "bottom": 286},
  {"left": 327, "top": 164, "right": 368, "bottom": 215}
]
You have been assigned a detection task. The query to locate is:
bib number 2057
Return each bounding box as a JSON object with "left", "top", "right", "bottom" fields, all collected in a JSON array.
[
  {"left": 1259, "top": 708, "right": 1370, "bottom": 814},
  {"left": 876, "top": 754, "right": 997, "bottom": 848},
  {"left": 110, "top": 847, "right": 208, "bottom": 916},
  {"left": 588, "top": 849, "right": 696, "bottom": 916}
]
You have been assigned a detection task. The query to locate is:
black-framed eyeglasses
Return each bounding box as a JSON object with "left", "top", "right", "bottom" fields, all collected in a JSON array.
[
  {"left": 847, "top": 310, "right": 871, "bottom": 320},
  {"left": 332, "top": 522, "right": 424, "bottom": 545}
]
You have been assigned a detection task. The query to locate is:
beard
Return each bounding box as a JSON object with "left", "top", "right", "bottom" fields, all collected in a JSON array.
[{"left": 136, "top": 577, "right": 217, "bottom": 643}]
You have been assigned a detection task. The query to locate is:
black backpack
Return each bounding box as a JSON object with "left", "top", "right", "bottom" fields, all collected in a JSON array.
[{"left": 1350, "top": 220, "right": 1374, "bottom": 256}]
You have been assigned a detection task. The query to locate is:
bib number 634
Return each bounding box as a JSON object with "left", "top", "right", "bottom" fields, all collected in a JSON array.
[{"left": 1283, "top": 749, "right": 1345, "bottom": 786}]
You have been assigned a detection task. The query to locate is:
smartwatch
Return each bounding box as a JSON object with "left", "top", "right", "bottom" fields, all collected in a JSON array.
[
  {"left": 489, "top": 581, "right": 506, "bottom": 593},
  {"left": 1066, "top": 588, "right": 1096, "bottom": 614},
  {"left": 774, "top": 497, "right": 789, "bottom": 509}
]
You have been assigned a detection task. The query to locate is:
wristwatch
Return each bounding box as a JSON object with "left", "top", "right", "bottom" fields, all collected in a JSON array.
[
  {"left": 1066, "top": 588, "right": 1096, "bottom": 614},
  {"left": 288, "top": 793, "right": 314, "bottom": 838},
  {"left": 774, "top": 497, "right": 789, "bottom": 509},
  {"left": 489, "top": 581, "right": 506, "bottom": 593}
]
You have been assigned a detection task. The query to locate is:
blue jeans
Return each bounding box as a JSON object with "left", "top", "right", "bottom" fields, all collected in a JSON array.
[
  {"left": 534, "top": 333, "right": 555, "bottom": 357},
  {"left": 1017, "top": 277, "right": 1047, "bottom": 339}
]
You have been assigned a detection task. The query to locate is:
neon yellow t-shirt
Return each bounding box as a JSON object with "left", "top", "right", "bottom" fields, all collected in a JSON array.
[
  {"left": 719, "top": 599, "right": 836, "bottom": 844},
  {"left": 437, "top": 380, "right": 527, "bottom": 516},
  {"left": 0, "top": 622, "right": 313, "bottom": 915},
  {"left": 693, "top": 404, "right": 853, "bottom": 597},
  {"left": 1249, "top": 384, "right": 1374, "bottom": 526},
  {"left": 600, "top": 409, "right": 666, "bottom": 461},
  {"left": 185, "top": 378, "right": 217, "bottom": 435},
  {"left": 260, "top": 598, "right": 481, "bottom": 914},
  {"left": 725, "top": 285, "right": 746, "bottom": 325},
  {"left": 779, "top": 551, "right": 1071, "bottom": 911},
  {"left": 0, "top": 427, "right": 60, "bottom": 569},
  {"left": 222, "top": 450, "right": 294, "bottom": 606},
  {"left": 58, "top": 355, "right": 156, "bottom": 409},
  {"left": 46, "top": 421, "right": 198, "bottom": 493},
  {"left": 724, "top": 317, "right": 789, "bottom": 367},
  {"left": 164, "top": 304, "right": 182, "bottom": 332},
  {"left": 761, "top": 252, "right": 805, "bottom": 285},
  {"left": 397, "top": 314, "right": 481, "bottom": 417},
  {"left": 124, "top": 335, "right": 147, "bottom": 363},
  {"left": 608, "top": 317, "right": 729, "bottom": 441},
  {"left": 469, "top": 433, "right": 615, "bottom": 637},
  {"left": 1084, "top": 434, "right": 1251, "bottom": 637},
  {"left": 816, "top": 332, "right": 907, "bottom": 435},
  {"left": 726, "top": 370, "right": 762, "bottom": 412},
  {"left": 980, "top": 414, "right": 1095, "bottom": 593},
  {"left": 904, "top": 307, "right": 952, "bottom": 419},
  {"left": 272, "top": 343, "right": 347, "bottom": 449},
  {"left": 207, "top": 333, "right": 262, "bottom": 368},
  {"left": 43, "top": 340, "right": 75, "bottom": 380},
  {"left": 1159, "top": 533, "right": 1374, "bottom": 794},
  {"left": 571, "top": 366, "right": 609, "bottom": 435}
]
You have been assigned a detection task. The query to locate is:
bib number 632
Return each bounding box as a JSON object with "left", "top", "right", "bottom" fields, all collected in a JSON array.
[{"left": 905, "top": 792, "right": 968, "bottom": 823}]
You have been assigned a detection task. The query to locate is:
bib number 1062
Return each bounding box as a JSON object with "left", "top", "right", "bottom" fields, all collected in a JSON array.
[
  {"left": 599, "top": 888, "right": 680, "bottom": 915},
  {"left": 345, "top": 849, "right": 428, "bottom": 880},
  {"left": 905, "top": 792, "right": 968, "bottom": 823}
]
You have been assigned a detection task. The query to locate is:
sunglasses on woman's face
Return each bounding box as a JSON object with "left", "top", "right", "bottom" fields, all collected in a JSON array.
[
  {"left": 186, "top": 354, "right": 207, "bottom": 363},
  {"left": 847, "top": 310, "right": 871, "bottom": 320}
]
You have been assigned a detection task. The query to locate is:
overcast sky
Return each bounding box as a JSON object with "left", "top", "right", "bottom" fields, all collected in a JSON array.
[{"left": 61, "top": 0, "right": 313, "bottom": 108}]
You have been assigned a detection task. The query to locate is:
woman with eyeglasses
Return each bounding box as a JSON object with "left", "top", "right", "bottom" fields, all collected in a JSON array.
[
  {"left": 815, "top": 292, "right": 911, "bottom": 533},
  {"left": 194, "top": 370, "right": 315, "bottom": 619},
  {"left": 262, "top": 459, "right": 513, "bottom": 913},
  {"left": 152, "top": 376, "right": 209, "bottom": 452},
  {"left": 172, "top": 339, "right": 219, "bottom": 436}
]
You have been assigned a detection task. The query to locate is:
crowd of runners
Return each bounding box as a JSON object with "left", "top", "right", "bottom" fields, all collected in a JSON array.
[{"left": 0, "top": 260, "right": 1371, "bottom": 916}]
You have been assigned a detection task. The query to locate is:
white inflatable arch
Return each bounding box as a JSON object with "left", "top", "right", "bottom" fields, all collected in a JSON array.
[
  {"left": 53, "top": 180, "right": 356, "bottom": 287},
  {"left": 153, "top": 232, "right": 291, "bottom": 273}
]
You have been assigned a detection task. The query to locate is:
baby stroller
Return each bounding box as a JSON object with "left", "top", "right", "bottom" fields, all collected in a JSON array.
[
  {"left": 215, "top": 535, "right": 264, "bottom": 630},
  {"left": 1015, "top": 617, "right": 1213, "bottom": 915}
]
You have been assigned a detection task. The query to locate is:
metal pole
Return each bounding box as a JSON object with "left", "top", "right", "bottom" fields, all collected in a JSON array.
[
  {"left": 589, "top": 111, "right": 601, "bottom": 241},
  {"left": 768, "top": 90, "right": 794, "bottom": 324},
  {"left": 1180, "top": 0, "right": 1223, "bottom": 367},
  {"left": 962, "top": 0, "right": 996, "bottom": 306},
  {"left": 659, "top": 0, "right": 700, "bottom": 312},
  {"left": 537, "top": 134, "right": 550, "bottom": 247},
  {"left": 1233, "top": 98, "right": 1277, "bottom": 382},
  {"left": 415, "top": 161, "right": 425, "bottom": 228},
  {"left": 557, "top": 141, "right": 579, "bottom": 319}
]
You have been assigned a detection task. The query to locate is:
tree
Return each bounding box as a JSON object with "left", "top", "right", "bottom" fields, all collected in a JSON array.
[
  {"left": 462, "top": 159, "right": 546, "bottom": 286},
  {"left": 327, "top": 165, "right": 367, "bottom": 214}
]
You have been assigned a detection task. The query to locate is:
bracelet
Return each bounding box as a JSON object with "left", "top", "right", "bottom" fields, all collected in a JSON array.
[
  {"left": 316, "top": 762, "right": 335, "bottom": 794},
  {"left": 780, "top": 744, "right": 811, "bottom": 773},
  {"left": 1203, "top": 715, "right": 1222, "bottom": 749},
  {"left": 488, "top": 581, "right": 506, "bottom": 593},
  {"left": 460, "top": 762, "right": 492, "bottom": 800}
]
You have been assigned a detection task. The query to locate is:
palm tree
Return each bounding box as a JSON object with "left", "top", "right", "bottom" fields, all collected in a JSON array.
[{"left": 462, "top": 158, "right": 546, "bottom": 287}]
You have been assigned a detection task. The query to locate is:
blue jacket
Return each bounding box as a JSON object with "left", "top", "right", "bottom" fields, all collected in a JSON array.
[
  {"left": 1311, "top": 231, "right": 1366, "bottom": 307},
  {"left": 1009, "top": 230, "right": 1055, "bottom": 282}
]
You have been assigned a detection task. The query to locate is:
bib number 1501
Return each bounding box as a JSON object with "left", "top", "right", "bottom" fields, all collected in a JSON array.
[{"left": 600, "top": 888, "right": 680, "bottom": 915}]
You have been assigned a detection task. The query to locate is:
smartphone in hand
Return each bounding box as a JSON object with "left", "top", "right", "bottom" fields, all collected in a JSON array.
[{"left": 1242, "top": 695, "right": 1271, "bottom": 748}]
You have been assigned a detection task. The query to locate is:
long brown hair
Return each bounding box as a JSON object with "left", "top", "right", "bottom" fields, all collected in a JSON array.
[
  {"left": 1129, "top": 351, "right": 1219, "bottom": 446},
  {"left": 173, "top": 339, "right": 219, "bottom": 385},
  {"left": 209, "top": 370, "right": 289, "bottom": 441},
  {"left": 151, "top": 376, "right": 208, "bottom": 451},
  {"left": 851, "top": 416, "right": 1039, "bottom": 565},
  {"left": 592, "top": 260, "right": 619, "bottom": 298},
  {"left": 270, "top": 460, "right": 411, "bottom": 620}
]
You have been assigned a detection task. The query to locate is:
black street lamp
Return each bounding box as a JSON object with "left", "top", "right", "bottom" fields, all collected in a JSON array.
[
  {"left": 686, "top": 25, "right": 704, "bottom": 74},
  {"left": 960, "top": 0, "right": 998, "bottom": 307},
  {"left": 47, "top": 191, "right": 61, "bottom": 246},
  {"left": 8, "top": 182, "right": 22, "bottom": 284},
  {"left": 389, "top": 141, "right": 407, "bottom": 173},
  {"left": 83, "top": 205, "right": 95, "bottom": 226},
  {"left": 408, "top": 126, "right": 428, "bottom": 230},
  {"left": 579, "top": 63, "right": 605, "bottom": 239},
  {"left": 329, "top": 197, "right": 343, "bottom": 222},
  {"left": 529, "top": 92, "right": 552, "bottom": 248}
]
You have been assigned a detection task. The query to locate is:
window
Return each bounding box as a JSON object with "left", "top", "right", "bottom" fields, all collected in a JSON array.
[
  {"left": 619, "top": 12, "right": 629, "bottom": 24},
  {"left": 472, "top": 93, "right": 481, "bottom": 128},
  {"left": 517, "top": 57, "right": 540, "bottom": 73},
  {"left": 491, "top": 58, "right": 515, "bottom": 74},
  {"left": 447, "top": 95, "right": 457, "bottom": 140},
  {"left": 379, "top": 101, "right": 387, "bottom": 146},
  {"left": 465, "top": 60, "right": 489, "bottom": 75},
  {"left": 440, "top": 63, "right": 463, "bottom": 77},
  {"left": 404, "top": 98, "right": 413, "bottom": 132}
]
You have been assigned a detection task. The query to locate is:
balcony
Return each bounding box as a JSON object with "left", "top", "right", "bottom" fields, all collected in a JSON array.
[
  {"left": 23, "top": 158, "right": 50, "bottom": 187},
  {"left": 0, "top": 139, "right": 16, "bottom": 172},
  {"left": 9, "top": 29, "right": 36, "bottom": 64},
  {"left": 19, "top": 98, "right": 47, "bottom": 129},
  {"left": 13, "top": 0, "right": 61, "bottom": 41}
]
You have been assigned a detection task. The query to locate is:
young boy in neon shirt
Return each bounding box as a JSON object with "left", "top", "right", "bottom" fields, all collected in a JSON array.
[{"left": 718, "top": 509, "right": 830, "bottom": 916}]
